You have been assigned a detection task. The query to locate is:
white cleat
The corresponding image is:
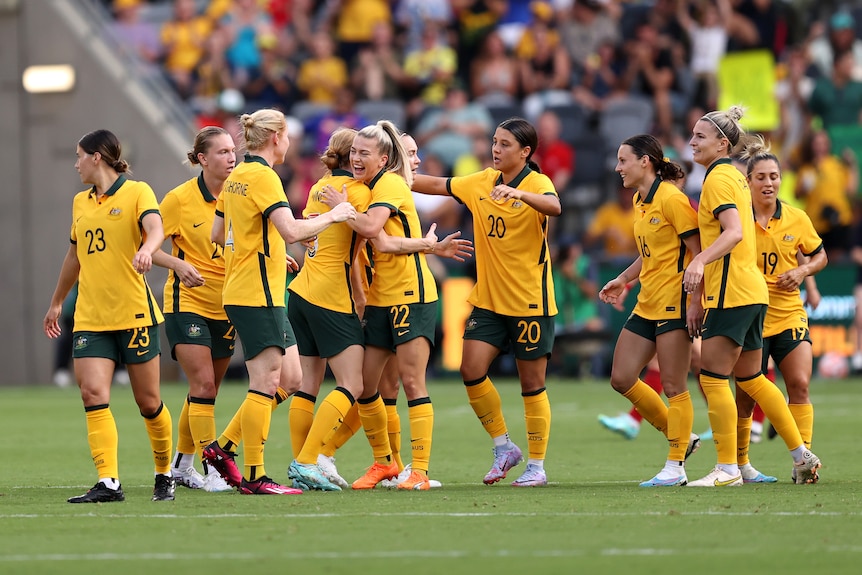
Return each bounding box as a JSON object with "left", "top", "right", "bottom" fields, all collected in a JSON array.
[
  {"left": 687, "top": 466, "right": 743, "bottom": 487},
  {"left": 172, "top": 466, "right": 206, "bottom": 489},
  {"left": 380, "top": 464, "right": 443, "bottom": 488},
  {"left": 202, "top": 469, "right": 234, "bottom": 492},
  {"left": 317, "top": 454, "right": 350, "bottom": 489}
]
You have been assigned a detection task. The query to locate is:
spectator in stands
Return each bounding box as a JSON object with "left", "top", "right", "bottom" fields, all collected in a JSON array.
[
  {"left": 561, "top": 0, "right": 621, "bottom": 83},
  {"left": 108, "top": 0, "right": 161, "bottom": 72},
  {"left": 676, "top": 0, "right": 732, "bottom": 111},
  {"left": 403, "top": 20, "right": 459, "bottom": 113},
  {"left": 532, "top": 109, "right": 574, "bottom": 193},
  {"left": 414, "top": 82, "right": 493, "bottom": 171},
  {"left": 451, "top": 0, "right": 509, "bottom": 89},
  {"left": 553, "top": 237, "right": 604, "bottom": 335},
  {"left": 808, "top": 10, "right": 862, "bottom": 82},
  {"left": 160, "top": 0, "right": 213, "bottom": 99},
  {"left": 516, "top": 5, "right": 573, "bottom": 122},
  {"left": 394, "top": 0, "right": 453, "bottom": 54},
  {"left": 620, "top": 20, "right": 681, "bottom": 139},
  {"left": 351, "top": 21, "right": 407, "bottom": 101},
  {"left": 726, "top": 0, "right": 797, "bottom": 59},
  {"left": 470, "top": 30, "right": 520, "bottom": 106},
  {"left": 807, "top": 48, "right": 862, "bottom": 131},
  {"left": 794, "top": 129, "right": 857, "bottom": 256},
  {"left": 325, "top": 0, "right": 393, "bottom": 64},
  {"left": 191, "top": 30, "right": 232, "bottom": 116},
  {"left": 296, "top": 32, "right": 349, "bottom": 105},
  {"left": 774, "top": 45, "right": 815, "bottom": 165},
  {"left": 220, "top": 0, "right": 275, "bottom": 89},
  {"left": 584, "top": 186, "right": 639, "bottom": 261},
  {"left": 571, "top": 39, "right": 627, "bottom": 113},
  {"left": 304, "top": 87, "right": 369, "bottom": 156},
  {"left": 243, "top": 32, "right": 300, "bottom": 112}
]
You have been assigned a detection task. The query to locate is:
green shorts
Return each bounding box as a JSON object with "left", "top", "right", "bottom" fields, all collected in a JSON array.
[
  {"left": 164, "top": 312, "right": 236, "bottom": 360},
  {"left": 364, "top": 302, "right": 437, "bottom": 352},
  {"left": 701, "top": 304, "right": 766, "bottom": 351},
  {"left": 287, "top": 292, "right": 363, "bottom": 358},
  {"left": 72, "top": 326, "right": 160, "bottom": 365},
  {"left": 762, "top": 326, "right": 811, "bottom": 372},
  {"left": 623, "top": 314, "right": 688, "bottom": 342},
  {"left": 463, "top": 307, "right": 555, "bottom": 360},
  {"left": 224, "top": 305, "right": 287, "bottom": 361}
]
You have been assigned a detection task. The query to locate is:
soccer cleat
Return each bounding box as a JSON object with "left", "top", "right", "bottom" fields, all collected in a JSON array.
[
  {"left": 767, "top": 423, "right": 778, "bottom": 440},
  {"left": 240, "top": 475, "right": 303, "bottom": 495},
  {"left": 351, "top": 461, "right": 399, "bottom": 490},
  {"left": 687, "top": 467, "right": 743, "bottom": 487},
  {"left": 202, "top": 441, "right": 243, "bottom": 488},
  {"left": 381, "top": 464, "right": 443, "bottom": 488},
  {"left": 67, "top": 482, "right": 125, "bottom": 503},
  {"left": 750, "top": 422, "right": 763, "bottom": 444},
  {"left": 685, "top": 433, "right": 700, "bottom": 460},
  {"left": 793, "top": 450, "right": 821, "bottom": 485},
  {"left": 202, "top": 469, "right": 234, "bottom": 492},
  {"left": 511, "top": 463, "right": 548, "bottom": 487},
  {"left": 172, "top": 466, "right": 205, "bottom": 489},
  {"left": 639, "top": 473, "right": 688, "bottom": 487},
  {"left": 317, "top": 454, "right": 350, "bottom": 489},
  {"left": 484, "top": 442, "right": 524, "bottom": 484},
  {"left": 598, "top": 413, "right": 640, "bottom": 440},
  {"left": 397, "top": 469, "right": 431, "bottom": 491},
  {"left": 152, "top": 474, "right": 176, "bottom": 501},
  {"left": 740, "top": 463, "right": 778, "bottom": 484},
  {"left": 288, "top": 460, "right": 342, "bottom": 491},
  {"left": 699, "top": 428, "right": 713, "bottom": 441}
]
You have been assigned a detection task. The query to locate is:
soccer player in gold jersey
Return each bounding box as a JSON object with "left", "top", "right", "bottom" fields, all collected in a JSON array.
[
  {"left": 683, "top": 106, "right": 821, "bottom": 486},
  {"left": 202, "top": 109, "right": 356, "bottom": 495},
  {"left": 44, "top": 129, "right": 174, "bottom": 503},
  {"left": 412, "top": 117, "right": 560, "bottom": 486},
  {"left": 734, "top": 138, "right": 827, "bottom": 483},
  {"left": 599, "top": 134, "right": 702, "bottom": 487}
]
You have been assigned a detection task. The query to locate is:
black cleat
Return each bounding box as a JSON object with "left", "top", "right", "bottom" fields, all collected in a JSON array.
[
  {"left": 767, "top": 422, "right": 778, "bottom": 440},
  {"left": 152, "top": 473, "right": 176, "bottom": 501},
  {"left": 68, "top": 482, "right": 125, "bottom": 503}
]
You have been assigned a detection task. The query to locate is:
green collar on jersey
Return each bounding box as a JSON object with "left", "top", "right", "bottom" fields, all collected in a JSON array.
[
  {"left": 332, "top": 168, "right": 353, "bottom": 178},
  {"left": 244, "top": 153, "right": 270, "bottom": 167},
  {"left": 495, "top": 164, "right": 532, "bottom": 188},
  {"left": 90, "top": 174, "right": 126, "bottom": 198},
  {"left": 639, "top": 176, "right": 663, "bottom": 204},
  {"left": 704, "top": 157, "right": 732, "bottom": 178},
  {"left": 196, "top": 173, "right": 217, "bottom": 203}
]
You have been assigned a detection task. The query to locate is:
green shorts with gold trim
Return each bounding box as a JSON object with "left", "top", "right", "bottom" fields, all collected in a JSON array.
[
  {"left": 224, "top": 305, "right": 287, "bottom": 361},
  {"left": 364, "top": 302, "right": 437, "bottom": 352},
  {"left": 702, "top": 304, "right": 766, "bottom": 352},
  {"left": 72, "top": 326, "right": 161, "bottom": 365},
  {"left": 164, "top": 312, "right": 236, "bottom": 360},
  {"left": 463, "top": 307, "right": 555, "bottom": 360},
  {"left": 287, "top": 292, "right": 363, "bottom": 358}
]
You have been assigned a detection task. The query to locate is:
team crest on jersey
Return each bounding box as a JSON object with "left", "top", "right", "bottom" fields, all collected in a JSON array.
[
  {"left": 108, "top": 207, "right": 123, "bottom": 219},
  {"left": 512, "top": 201, "right": 523, "bottom": 209},
  {"left": 783, "top": 234, "right": 795, "bottom": 242},
  {"left": 74, "top": 335, "right": 89, "bottom": 350},
  {"left": 187, "top": 324, "right": 202, "bottom": 337},
  {"left": 650, "top": 217, "right": 661, "bottom": 225},
  {"left": 465, "top": 318, "right": 478, "bottom": 331}
]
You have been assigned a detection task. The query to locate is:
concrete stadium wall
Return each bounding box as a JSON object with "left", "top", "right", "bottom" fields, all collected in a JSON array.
[{"left": 0, "top": 0, "right": 196, "bottom": 385}]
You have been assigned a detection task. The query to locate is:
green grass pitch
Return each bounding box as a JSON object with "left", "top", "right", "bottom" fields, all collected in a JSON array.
[{"left": 1, "top": 375, "right": 860, "bottom": 574}]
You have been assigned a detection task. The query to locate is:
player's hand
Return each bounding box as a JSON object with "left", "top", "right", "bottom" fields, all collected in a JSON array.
[
  {"left": 132, "top": 250, "right": 153, "bottom": 274},
  {"left": 432, "top": 226, "right": 474, "bottom": 262},
  {"left": 286, "top": 253, "right": 300, "bottom": 272},
  {"left": 328, "top": 201, "right": 357, "bottom": 223},
  {"left": 176, "top": 261, "right": 205, "bottom": 288},
  {"left": 43, "top": 305, "right": 62, "bottom": 339},
  {"left": 599, "top": 276, "right": 626, "bottom": 305},
  {"left": 683, "top": 258, "right": 704, "bottom": 294},
  {"left": 319, "top": 184, "right": 348, "bottom": 209}
]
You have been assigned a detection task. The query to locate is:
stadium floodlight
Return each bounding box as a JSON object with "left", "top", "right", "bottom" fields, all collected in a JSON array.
[{"left": 22, "top": 65, "right": 76, "bottom": 94}]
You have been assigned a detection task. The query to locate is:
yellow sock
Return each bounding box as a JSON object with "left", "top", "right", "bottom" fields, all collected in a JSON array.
[
  {"left": 700, "top": 371, "right": 736, "bottom": 465},
  {"left": 622, "top": 379, "right": 668, "bottom": 435},
  {"left": 407, "top": 399, "right": 434, "bottom": 474},
  {"left": 321, "top": 402, "right": 361, "bottom": 457},
  {"left": 288, "top": 392, "right": 316, "bottom": 459},
  {"left": 523, "top": 388, "right": 551, "bottom": 460},
  {"left": 85, "top": 404, "right": 119, "bottom": 480},
  {"left": 240, "top": 391, "right": 273, "bottom": 481},
  {"left": 297, "top": 387, "right": 354, "bottom": 464},
  {"left": 789, "top": 403, "right": 814, "bottom": 449},
  {"left": 385, "top": 400, "right": 404, "bottom": 471},
  {"left": 142, "top": 402, "right": 172, "bottom": 475},
  {"left": 273, "top": 387, "right": 289, "bottom": 408},
  {"left": 464, "top": 376, "right": 508, "bottom": 439},
  {"left": 358, "top": 393, "right": 392, "bottom": 464},
  {"left": 736, "top": 373, "right": 803, "bottom": 450},
  {"left": 188, "top": 397, "right": 216, "bottom": 459},
  {"left": 737, "top": 415, "right": 752, "bottom": 466},
  {"left": 176, "top": 396, "right": 194, "bottom": 455},
  {"left": 667, "top": 391, "right": 693, "bottom": 462},
  {"left": 219, "top": 403, "right": 243, "bottom": 450}
]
